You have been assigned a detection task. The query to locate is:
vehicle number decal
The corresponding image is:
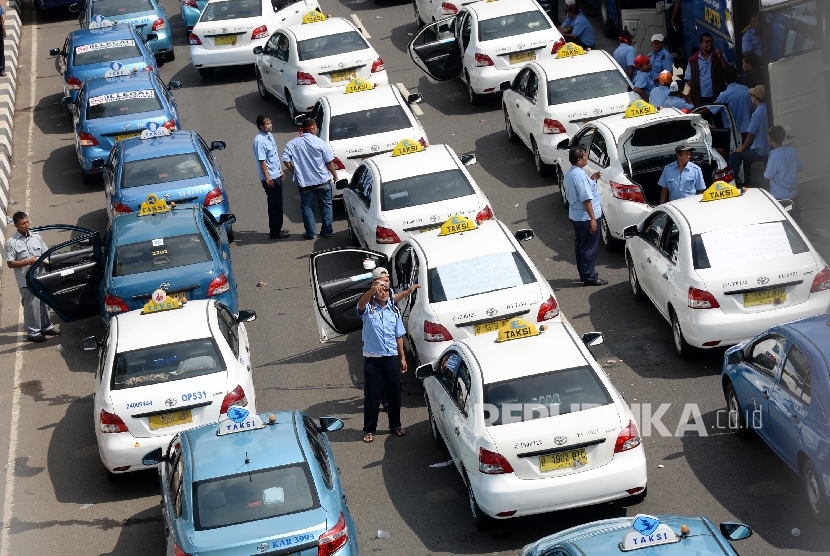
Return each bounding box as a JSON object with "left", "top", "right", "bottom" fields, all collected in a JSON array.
[
  {"left": 151, "top": 249, "right": 167, "bottom": 256},
  {"left": 270, "top": 533, "right": 316, "bottom": 549},
  {"left": 89, "top": 89, "right": 155, "bottom": 106},
  {"left": 75, "top": 40, "right": 136, "bottom": 54},
  {"left": 181, "top": 391, "right": 207, "bottom": 402}
]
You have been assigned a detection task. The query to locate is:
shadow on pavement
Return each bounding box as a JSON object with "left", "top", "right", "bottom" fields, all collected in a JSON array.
[{"left": 98, "top": 505, "right": 166, "bottom": 556}]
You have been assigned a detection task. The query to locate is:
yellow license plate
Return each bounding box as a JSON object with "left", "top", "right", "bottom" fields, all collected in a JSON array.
[
  {"left": 539, "top": 448, "right": 588, "bottom": 472},
  {"left": 331, "top": 70, "right": 356, "bottom": 83},
  {"left": 509, "top": 51, "right": 536, "bottom": 64},
  {"left": 474, "top": 319, "right": 511, "bottom": 336},
  {"left": 744, "top": 288, "right": 786, "bottom": 307},
  {"left": 148, "top": 409, "right": 192, "bottom": 430},
  {"left": 169, "top": 292, "right": 187, "bottom": 304},
  {"left": 213, "top": 34, "right": 238, "bottom": 46},
  {"left": 114, "top": 132, "right": 141, "bottom": 142}
]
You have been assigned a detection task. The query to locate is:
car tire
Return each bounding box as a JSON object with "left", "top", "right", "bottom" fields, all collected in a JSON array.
[
  {"left": 504, "top": 108, "right": 519, "bottom": 143},
  {"left": 286, "top": 91, "right": 300, "bottom": 120},
  {"left": 803, "top": 459, "right": 829, "bottom": 524},
  {"left": 82, "top": 172, "right": 97, "bottom": 185},
  {"left": 466, "top": 75, "right": 483, "bottom": 106},
  {"left": 226, "top": 226, "right": 234, "bottom": 244},
  {"left": 347, "top": 218, "right": 361, "bottom": 247},
  {"left": 426, "top": 398, "right": 446, "bottom": 451},
  {"left": 532, "top": 138, "right": 551, "bottom": 177},
  {"left": 557, "top": 165, "right": 568, "bottom": 208},
  {"left": 627, "top": 253, "right": 646, "bottom": 302},
  {"left": 197, "top": 67, "right": 214, "bottom": 79},
  {"left": 599, "top": 0, "right": 617, "bottom": 37},
  {"left": 413, "top": 0, "right": 424, "bottom": 28},
  {"left": 105, "top": 469, "right": 126, "bottom": 482},
  {"left": 671, "top": 309, "right": 695, "bottom": 360},
  {"left": 465, "top": 472, "right": 493, "bottom": 530},
  {"left": 726, "top": 383, "right": 750, "bottom": 440},
  {"left": 618, "top": 487, "right": 647, "bottom": 506},
  {"left": 256, "top": 69, "right": 272, "bottom": 100},
  {"left": 600, "top": 215, "right": 620, "bottom": 251},
  {"left": 165, "top": 49, "right": 176, "bottom": 63}
]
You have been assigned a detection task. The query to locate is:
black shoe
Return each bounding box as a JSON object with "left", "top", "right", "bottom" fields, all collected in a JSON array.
[
  {"left": 270, "top": 231, "right": 290, "bottom": 239},
  {"left": 42, "top": 328, "right": 61, "bottom": 336},
  {"left": 584, "top": 279, "right": 609, "bottom": 286},
  {"left": 302, "top": 233, "right": 317, "bottom": 240},
  {"left": 27, "top": 335, "right": 47, "bottom": 343},
  {"left": 321, "top": 233, "right": 333, "bottom": 238}
]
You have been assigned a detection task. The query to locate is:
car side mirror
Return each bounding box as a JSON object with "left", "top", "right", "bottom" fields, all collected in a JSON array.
[
  {"left": 253, "top": 46, "right": 263, "bottom": 55},
  {"left": 623, "top": 225, "right": 638, "bottom": 239},
  {"left": 556, "top": 138, "right": 569, "bottom": 150},
  {"left": 720, "top": 523, "right": 752, "bottom": 541},
  {"left": 726, "top": 349, "right": 744, "bottom": 365},
  {"left": 293, "top": 114, "right": 304, "bottom": 126},
  {"left": 168, "top": 80, "right": 182, "bottom": 90},
  {"left": 319, "top": 417, "right": 344, "bottom": 432},
  {"left": 499, "top": 80, "right": 511, "bottom": 92},
  {"left": 237, "top": 310, "right": 256, "bottom": 322},
  {"left": 514, "top": 229, "right": 534, "bottom": 242},
  {"left": 210, "top": 140, "right": 226, "bottom": 151},
  {"left": 218, "top": 213, "right": 236, "bottom": 226},
  {"left": 415, "top": 363, "right": 435, "bottom": 380},
  {"left": 68, "top": 3, "right": 79, "bottom": 12},
  {"left": 81, "top": 336, "right": 100, "bottom": 351},
  {"left": 335, "top": 179, "right": 349, "bottom": 190},
  {"left": 407, "top": 93, "right": 422, "bottom": 104},
  {"left": 460, "top": 153, "right": 476, "bottom": 166},
  {"left": 581, "top": 331, "right": 604, "bottom": 347},
  {"left": 50, "top": 47, "right": 61, "bottom": 56},
  {"left": 147, "top": 33, "right": 159, "bottom": 41},
  {"left": 91, "top": 158, "right": 105, "bottom": 169},
  {"left": 778, "top": 199, "right": 793, "bottom": 212},
  {"left": 61, "top": 96, "right": 75, "bottom": 106},
  {"left": 141, "top": 447, "right": 164, "bottom": 466}
]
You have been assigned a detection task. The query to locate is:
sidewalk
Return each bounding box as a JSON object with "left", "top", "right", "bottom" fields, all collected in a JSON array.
[{"left": 0, "top": 0, "right": 21, "bottom": 240}]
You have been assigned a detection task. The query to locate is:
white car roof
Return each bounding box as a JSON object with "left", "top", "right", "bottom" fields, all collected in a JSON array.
[
  {"left": 535, "top": 50, "right": 621, "bottom": 81},
  {"left": 594, "top": 107, "right": 693, "bottom": 139},
  {"left": 284, "top": 17, "right": 358, "bottom": 42},
  {"left": 410, "top": 219, "right": 517, "bottom": 268},
  {"left": 668, "top": 188, "right": 788, "bottom": 235},
  {"left": 369, "top": 144, "right": 460, "bottom": 183},
  {"left": 326, "top": 84, "right": 401, "bottom": 116},
  {"left": 114, "top": 300, "right": 214, "bottom": 353},
  {"left": 469, "top": 0, "right": 544, "bottom": 20}
]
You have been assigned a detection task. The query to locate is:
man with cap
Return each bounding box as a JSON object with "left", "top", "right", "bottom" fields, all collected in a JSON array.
[
  {"left": 559, "top": 3, "right": 595, "bottom": 49},
  {"left": 632, "top": 55, "right": 654, "bottom": 101},
  {"left": 564, "top": 146, "right": 607, "bottom": 287},
  {"left": 662, "top": 81, "right": 694, "bottom": 111},
  {"left": 765, "top": 125, "right": 803, "bottom": 224},
  {"left": 648, "top": 34, "right": 673, "bottom": 84},
  {"left": 729, "top": 85, "right": 769, "bottom": 186},
  {"left": 708, "top": 65, "right": 752, "bottom": 138},
  {"left": 253, "top": 114, "right": 289, "bottom": 240},
  {"left": 649, "top": 71, "right": 674, "bottom": 108},
  {"left": 685, "top": 32, "right": 729, "bottom": 105},
  {"left": 613, "top": 30, "right": 636, "bottom": 79},
  {"left": 658, "top": 145, "right": 706, "bottom": 203}
]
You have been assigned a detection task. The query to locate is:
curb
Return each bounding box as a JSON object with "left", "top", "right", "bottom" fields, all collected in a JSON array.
[{"left": 0, "top": 0, "right": 21, "bottom": 246}]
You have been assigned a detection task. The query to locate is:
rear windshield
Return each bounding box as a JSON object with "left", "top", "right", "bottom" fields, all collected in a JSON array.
[
  {"left": 122, "top": 153, "right": 208, "bottom": 189},
  {"left": 201, "top": 0, "right": 262, "bottom": 21},
  {"left": 112, "top": 338, "right": 224, "bottom": 390},
  {"left": 630, "top": 120, "right": 697, "bottom": 147},
  {"left": 298, "top": 31, "right": 369, "bottom": 61},
  {"left": 548, "top": 70, "right": 630, "bottom": 106},
  {"left": 483, "top": 366, "right": 613, "bottom": 426},
  {"left": 478, "top": 11, "right": 551, "bottom": 42},
  {"left": 91, "top": 0, "right": 154, "bottom": 17},
  {"left": 328, "top": 105, "right": 411, "bottom": 142},
  {"left": 691, "top": 220, "right": 809, "bottom": 270},
  {"left": 87, "top": 89, "right": 162, "bottom": 119},
  {"left": 194, "top": 464, "right": 319, "bottom": 530},
  {"left": 113, "top": 233, "right": 211, "bottom": 277},
  {"left": 74, "top": 40, "right": 142, "bottom": 66},
  {"left": 382, "top": 169, "right": 474, "bottom": 212},
  {"left": 428, "top": 251, "right": 536, "bottom": 303}
]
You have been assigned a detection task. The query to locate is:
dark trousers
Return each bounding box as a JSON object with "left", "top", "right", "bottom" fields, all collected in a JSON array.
[
  {"left": 0, "top": 24, "right": 5, "bottom": 72},
  {"left": 729, "top": 149, "right": 766, "bottom": 185},
  {"left": 699, "top": 96, "right": 715, "bottom": 104},
  {"left": 572, "top": 219, "right": 600, "bottom": 284},
  {"left": 789, "top": 196, "right": 802, "bottom": 226},
  {"left": 261, "top": 179, "right": 283, "bottom": 236},
  {"left": 363, "top": 356, "right": 402, "bottom": 434}
]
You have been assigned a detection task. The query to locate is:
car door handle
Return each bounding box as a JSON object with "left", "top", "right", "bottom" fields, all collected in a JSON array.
[
  {"left": 454, "top": 426, "right": 460, "bottom": 435},
  {"left": 761, "top": 388, "right": 770, "bottom": 399},
  {"left": 526, "top": 112, "right": 530, "bottom": 117},
  {"left": 360, "top": 218, "right": 364, "bottom": 222},
  {"left": 789, "top": 413, "right": 800, "bottom": 424},
  {"left": 515, "top": 103, "right": 519, "bottom": 108},
  {"left": 440, "top": 404, "right": 445, "bottom": 412},
  {"left": 662, "top": 273, "right": 668, "bottom": 280},
  {"left": 646, "top": 257, "right": 652, "bottom": 264}
]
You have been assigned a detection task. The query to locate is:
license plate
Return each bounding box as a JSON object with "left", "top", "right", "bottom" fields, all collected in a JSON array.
[
  {"left": 169, "top": 292, "right": 187, "bottom": 304},
  {"left": 148, "top": 409, "right": 192, "bottom": 430},
  {"left": 474, "top": 319, "right": 511, "bottom": 335},
  {"left": 509, "top": 51, "right": 536, "bottom": 64},
  {"left": 331, "top": 70, "right": 356, "bottom": 83},
  {"left": 213, "top": 34, "right": 238, "bottom": 46},
  {"left": 539, "top": 448, "right": 588, "bottom": 472},
  {"left": 744, "top": 288, "right": 786, "bottom": 307},
  {"left": 114, "top": 132, "right": 140, "bottom": 142}
]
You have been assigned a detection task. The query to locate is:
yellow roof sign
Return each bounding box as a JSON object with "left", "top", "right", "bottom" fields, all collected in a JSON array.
[
  {"left": 438, "top": 215, "right": 476, "bottom": 236},
  {"left": 701, "top": 180, "right": 740, "bottom": 202},
  {"left": 496, "top": 318, "right": 545, "bottom": 343},
  {"left": 141, "top": 289, "right": 183, "bottom": 315},
  {"left": 391, "top": 138, "right": 424, "bottom": 157},
  {"left": 302, "top": 10, "right": 326, "bottom": 23},
  {"left": 138, "top": 193, "right": 170, "bottom": 217},
  {"left": 556, "top": 42, "right": 585, "bottom": 58},
  {"left": 344, "top": 78, "right": 374, "bottom": 93},
  {"left": 623, "top": 100, "right": 657, "bottom": 118}
]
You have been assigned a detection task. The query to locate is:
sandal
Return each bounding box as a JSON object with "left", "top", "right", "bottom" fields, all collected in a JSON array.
[
  {"left": 362, "top": 433, "right": 374, "bottom": 443},
  {"left": 391, "top": 428, "right": 407, "bottom": 437}
]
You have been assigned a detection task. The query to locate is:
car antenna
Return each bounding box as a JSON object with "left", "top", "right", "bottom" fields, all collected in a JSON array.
[{"left": 245, "top": 451, "right": 252, "bottom": 482}]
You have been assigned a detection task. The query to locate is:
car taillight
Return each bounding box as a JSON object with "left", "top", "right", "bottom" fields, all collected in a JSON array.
[
  {"left": 475, "top": 52, "right": 494, "bottom": 67},
  {"left": 100, "top": 409, "right": 128, "bottom": 433},
  {"left": 810, "top": 266, "right": 830, "bottom": 293},
  {"left": 551, "top": 37, "right": 566, "bottom": 54},
  {"left": 67, "top": 77, "right": 82, "bottom": 91},
  {"left": 204, "top": 187, "right": 225, "bottom": 207},
  {"left": 162, "top": 119, "right": 177, "bottom": 131},
  {"left": 439, "top": 2, "right": 458, "bottom": 15},
  {"left": 104, "top": 294, "right": 128, "bottom": 314},
  {"left": 189, "top": 33, "right": 202, "bottom": 45},
  {"left": 537, "top": 295, "right": 559, "bottom": 321},
  {"left": 424, "top": 320, "right": 452, "bottom": 342},
  {"left": 174, "top": 544, "right": 192, "bottom": 556},
  {"left": 610, "top": 181, "right": 645, "bottom": 203},
  {"left": 332, "top": 157, "right": 345, "bottom": 170},
  {"left": 479, "top": 447, "right": 513, "bottom": 474},
  {"left": 543, "top": 118, "right": 566, "bottom": 134},
  {"left": 151, "top": 17, "right": 166, "bottom": 31},
  {"left": 614, "top": 420, "right": 641, "bottom": 453},
  {"left": 375, "top": 226, "right": 401, "bottom": 245},
  {"left": 475, "top": 205, "right": 493, "bottom": 224},
  {"left": 318, "top": 512, "right": 348, "bottom": 556},
  {"left": 220, "top": 385, "right": 248, "bottom": 415},
  {"left": 182, "top": 0, "right": 198, "bottom": 7},
  {"left": 252, "top": 25, "right": 268, "bottom": 40},
  {"left": 371, "top": 57, "right": 385, "bottom": 73},
  {"left": 113, "top": 202, "right": 133, "bottom": 214},
  {"left": 713, "top": 164, "right": 734, "bottom": 183},
  {"left": 143, "top": 65, "right": 155, "bottom": 72},
  {"left": 417, "top": 137, "right": 427, "bottom": 147},
  {"left": 297, "top": 71, "right": 316, "bottom": 85},
  {"left": 688, "top": 286, "right": 720, "bottom": 309},
  {"left": 207, "top": 273, "right": 230, "bottom": 297},
  {"left": 78, "top": 132, "right": 98, "bottom": 147}
]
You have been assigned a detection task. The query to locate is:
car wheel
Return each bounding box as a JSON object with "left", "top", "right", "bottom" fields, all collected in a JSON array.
[
  {"left": 466, "top": 75, "right": 483, "bottom": 106},
  {"left": 197, "top": 67, "right": 214, "bottom": 79},
  {"left": 504, "top": 108, "right": 519, "bottom": 143},
  {"left": 557, "top": 165, "right": 567, "bottom": 208},
  {"left": 726, "top": 383, "right": 750, "bottom": 440},
  {"left": 82, "top": 172, "right": 97, "bottom": 185},
  {"left": 226, "top": 226, "right": 234, "bottom": 244},
  {"left": 803, "top": 459, "right": 829, "bottom": 524},
  {"left": 532, "top": 138, "right": 551, "bottom": 177},
  {"left": 413, "top": 0, "right": 424, "bottom": 28},
  {"left": 286, "top": 91, "right": 300, "bottom": 120},
  {"left": 466, "top": 473, "right": 492, "bottom": 530},
  {"left": 627, "top": 253, "right": 645, "bottom": 302},
  {"left": 671, "top": 310, "right": 694, "bottom": 360},
  {"left": 347, "top": 218, "right": 360, "bottom": 247},
  {"left": 256, "top": 69, "right": 272, "bottom": 100},
  {"left": 618, "top": 487, "right": 647, "bottom": 506},
  {"left": 600, "top": 215, "right": 620, "bottom": 251},
  {"left": 426, "top": 398, "right": 446, "bottom": 450},
  {"left": 165, "top": 49, "right": 176, "bottom": 63},
  {"left": 599, "top": 0, "right": 617, "bottom": 37}
]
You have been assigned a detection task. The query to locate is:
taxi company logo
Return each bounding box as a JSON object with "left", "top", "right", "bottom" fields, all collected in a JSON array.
[
  {"left": 257, "top": 543, "right": 269, "bottom": 554},
  {"left": 553, "top": 436, "right": 567, "bottom": 445},
  {"left": 485, "top": 308, "right": 498, "bottom": 317},
  {"left": 164, "top": 398, "right": 177, "bottom": 407},
  {"left": 227, "top": 406, "right": 250, "bottom": 423},
  {"left": 757, "top": 276, "right": 770, "bottom": 285}
]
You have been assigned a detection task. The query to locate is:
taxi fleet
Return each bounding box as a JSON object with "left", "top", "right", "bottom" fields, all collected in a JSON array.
[{"left": 75, "top": 0, "right": 174, "bottom": 62}]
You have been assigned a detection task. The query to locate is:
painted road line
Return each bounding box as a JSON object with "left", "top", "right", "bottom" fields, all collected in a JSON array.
[
  {"left": 395, "top": 83, "right": 424, "bottom": 116},
  {"left": 350, "top": 14, "right": 370, "bottom": 39}
]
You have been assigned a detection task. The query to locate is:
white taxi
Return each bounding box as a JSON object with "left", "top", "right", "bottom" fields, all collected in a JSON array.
[
  {"left": 554, "top": 101, "right": 739, "bottom": 252},
  {"left": 414, "top": 318, "right": 647, "bottom": 528},
  {"left": 82, "top": 295, "right": 258, "bottom": 476},
  {"left": 309, "top": 217, "right": 561, "bottom": 367},
  {"left": 408, "top": 0, "right": 563, "bottom": 105},
  {"left": 188, "top": 0, "right": 321, "bottom": 78},
  {"left": 501, "top": 44, "right": 637, "bottom": 177},
  {"left": 624, "top": 184, "right": 830, "bottom": 359},
  {"left": 339, "top": 139, "right": 493, "bottom": 256},
  {"left": 254, "top": 14, "right": 389, "bottom": 119}
]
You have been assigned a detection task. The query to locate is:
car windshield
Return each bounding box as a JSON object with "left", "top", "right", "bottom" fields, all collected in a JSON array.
[
  {"left": 548, "top": 70, "right": 631, "bottom": 106},
  {"left": 328, "top": 105, "right": 411, "bottom": 142},
  {"left": 194, "top": 464, "right": 319, "bottom": 530},
  {"left": 201, "top": 0, "right": 262, "bottom": 22},
  {"left": 74, "top": 40, "right": 143, "bottom": 65},
  {"left": 478, "top": 11, "right": 551, "bottom": 42},
  {"left": 122, "top": 153, "right": 208, "bottom": 188},
  {"left": 381, "top": 169, "right": 474, "bottom": 212},
  {"left": 91, "top": 0, "right": 154, "bottom": 17},
  {"left": 428, "top": 251, "right": 536, "bottom": 302},
  {"left": 691, "top": 220, "right": 809, "bottom": 270},
  {"left": 483, "top": 366, "right": 613, "bottom": 426},
  {"left": 298, "top": 31, "right": 369, "bottom": 61},
  {"left": 113, "top": 233, "right": 212, "bottom": 277},
  {"left": 87, "top": 89, "right": 163, "bottom": 119},
  {"left": 112, "top": 338, "right": 224, "bottom": 390}
]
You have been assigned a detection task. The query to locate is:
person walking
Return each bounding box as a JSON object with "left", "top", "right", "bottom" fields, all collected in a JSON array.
[
  {"left": 632, "top": 55, "right": 654, "bottom": 101},
  {"left": 5, "top": 212, "right": 59, "bottom": 342},
  {"left": 729, "top": 85, "right": 769, "bottom": 186},
  {"left": 648, "top": 34, "right": 673, "bottom": 84},
  {"left": 253, "top": 115, "right": 289, "bottom": 240},
  {"left": 357, "top": 268, "right": 408, "bottom": 443},
  {"left": 281, "top": 118, "right": 338, "bottom": 240},
  {"left": 649, "top": 71, "right": 673, "bottom": 108},
  {"left": 564, "top": 146, "right": 607, "bottom": 287},
  {"left": 685, "top": 32, "right": 729, "bottom": 105},
  {"left": 613, "top": 30, "right": 636, "bottom": 79},
  {"left": 765, "top": 125, "right": 803, "bottom": 224},
  {"left": 559, "top": 4, "right": 595, "bottom": 49},
  {"left": 658, "top": 145, "right": 706, "bottom": 203}
]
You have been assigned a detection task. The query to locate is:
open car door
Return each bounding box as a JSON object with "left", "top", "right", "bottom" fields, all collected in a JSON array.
[
  {"left": 693, "top": 103, "right": 740, "bottom": 174},
  {"left": 25, "top": 225, "right": 104, "bottom": 322},
  {"left": 408, "top": 16, "right": 463, "bottom": 82},
  {"left": 309, "top": 248, "right": 389, "bottom": 342}
]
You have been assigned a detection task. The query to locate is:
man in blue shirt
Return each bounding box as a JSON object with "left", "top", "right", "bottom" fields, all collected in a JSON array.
[
  {"left": 565, "top": 146, "right": 607, "bottom": 286},
  {"left": 729, "top": 85, "right": 769, "bottom": 185},
  {"left": 357, "top": 267, "right": 408, "bottom": 443},
  {"left": 282, "top": 118, "right": 339, "bottom": 239},
  {"left": 613, "top": 30, "right": 635, "bottom": 79},
  {"left": 658, "top": 145, "right": 706, "bottom": 203},
  {"left": 560, "top": 4, "right": 595, "bottom": 49},
  {"left": 649, "top": 71, "right": 673, "bottom": 107},
  {"left": 685, "top": 33, "right": 728, "bottom": 104},
  {"left": 708, "top": 65, "right": 752, "bottom": 136},
  {"left": 742, "top": 14, "right": 762, "bottom": 58},
  {"left": 662, "top": 81, "right": 694, "bottom": 110},
  {"left": 253, "top": 115, "right": 289, "bottom": 240},
  {"left": 765, "top": 125, "right": 803, "bottom": 223},
  {"left": 648, "top": 34, "right": 673, "bottom": 83},
  {"left": 632, "top": 55, "right": 654, "bottom": 101}
]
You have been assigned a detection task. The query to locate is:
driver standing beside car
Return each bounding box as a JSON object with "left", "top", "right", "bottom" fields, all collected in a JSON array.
[
  {"left": 658, "top": 144, "right": 706, "bottom": 203},
  {"left": 564, "top": 146, "right": 607, "bottom": 287}
]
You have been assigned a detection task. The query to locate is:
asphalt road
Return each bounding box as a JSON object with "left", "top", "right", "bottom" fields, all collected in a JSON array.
[{"left": 0, "top": 0, "right": 829, "bottom": 554}]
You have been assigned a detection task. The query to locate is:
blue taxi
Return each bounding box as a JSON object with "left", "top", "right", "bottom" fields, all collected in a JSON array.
[
  {"left": 103, "top": 131, "right": 231, "bottom": 238},
  {"left": 722, "top": 312, "right": 830, "bottom": 524},
  {"left": 73, "top": 0, "right": 174, "bottom": 62},
  {"left": 62, "top": 72, "right": 182, "bottom": 184},
  {"left": 180, "top": 0, "right": 207, "bottom": 33},
  {"left": 49, "top": 25, "right": 159, "bottom": 103},
  {"left": 524, "top": 514, "right": 753, "bottom": 555},
  {"left": 141, "top": 410, "right": 358, "bottom": 556},
  {"left": 25, "top": 200, "right": 238, "bottom": 324}
]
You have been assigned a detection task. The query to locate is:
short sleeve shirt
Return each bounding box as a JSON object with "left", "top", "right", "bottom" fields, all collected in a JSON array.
[
  {"left": 649, "top": 85, "right": 671, "bottom": 108},
  {"left": 742, "top": 28, "right": 762, "bottom": 58},
  {"left": 765, "top": 146, "right": 802, "bottom": 200},
  {"left": 613, "top": 43, "right": 635, "bottom": 71},
  {"left": 649, "top": 48, "right": 673, "bottom": 81},
  {"left": 711, "top": 82, "right": 752, "bottom": 132},
  {"left": 658, "top": 160, "right": 706, "bottom": 201},
  {"left": 252, "top": 131, "right": 280, "bottom": 181},
  {"left": 281, "top": 133, "right": 335, "bottom": 187},
  {"left": 662, "top": 95, "right": 694, "bottom": 110},
  {"left": 565, "top": 166, "right": 602, "bottom": 221},
  {"left": 746, "top": 102, "right": 770, "bottom": 156},
  {"left": 570, "top": 13, "right": 595, "bottom": 48},
  {"left": 357, "top": 299, "right": 406, "bottom": 356},
  {"left": 5, "top": 231, "right": 48, "bottom": 288},
  {"left": 633, "top": 70, "right": 654, "bottom": 95}
]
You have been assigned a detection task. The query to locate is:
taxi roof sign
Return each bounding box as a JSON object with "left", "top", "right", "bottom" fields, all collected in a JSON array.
[
  {"left": 216, "top": 406, "right": 266, "bottom": 436},
  {"left": 138, "top": 193, "right": 171, "bottom": 216},
  {"left": 391, "top": 138, "right": 424, "bottom": 157},
  {"left": 556, "top": 42, "right": 585, "bottom": 58},
  {"left": 701, "top": 180, "right": 740, "bottom": 202},
  {"left": 141, "top": 289, "right": 183, "bottom": 314},
  {"left": 623, "top": 100, "right": 657, "bottom": 118},
  {"left": 344, "top": 78, "right": 374, "bottom": 94},
  {"left": 620, "top": 515, "right": 680, "bottom": 551},
  {"left": 495, "top": 318, "right": 545, "bottom": 343},
  {"left": 438, "top": 215, "right": 476, "bottom": 236},
  {"left": 302, "top": 10, "right": 326, "bottom": 23}
]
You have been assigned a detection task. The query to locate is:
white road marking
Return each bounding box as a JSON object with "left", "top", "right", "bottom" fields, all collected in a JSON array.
[
  {"left": 350, "top": 14, "right": 370, "bottom": 38},
  {"left": 395, "top": 83, "right": 424, "bottom": 116}
]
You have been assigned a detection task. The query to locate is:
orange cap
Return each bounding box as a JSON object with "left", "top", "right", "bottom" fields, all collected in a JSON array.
[{"left": 658, "top": 71, "right": 673, "bottom": 85}]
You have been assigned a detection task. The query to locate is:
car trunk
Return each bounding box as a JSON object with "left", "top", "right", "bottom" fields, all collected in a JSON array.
[
  {"left": 304, "top": 51, "right": 376, "bottom": 89},
  {"left": 90, "top": 111, "right": 170, "bottom": 151},
  {"left": 111, "top": 11, "right": 159, "bottom": 41},
  {"left": 558, "top": 92, "right": 634, "bottom": 136},
  {"left": 330, "top": 129, "right": 414, "bottom": 176},
  {"left": 486, "top": 30, "right": 557, "bottom": 71},
  {"left": 196, "top": 18, "right": 260, "bottom": 51},
  {"left": 388, "top": 196, "right": 483, "bottom": 237},
  {"left": 118, "top": 177, "right": 214, "bottom": 212},
  {"left": 73, "top": 58, "right": 149, "bottom": 82},
  {"left": 626, "top": 152, "right": 720, "bottom": 206},
  {"left": 110, "top": 260, "right": 217, "bottom": 312}
]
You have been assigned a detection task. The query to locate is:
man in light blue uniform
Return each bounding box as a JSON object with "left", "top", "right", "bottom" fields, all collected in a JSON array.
[
  {"left": 765, "top": 125, "right": 803, "bottom": 223},
  {"left": 565, "top": 146, "right": 607, "bottom": 286},
  {"left": 282, "top": 118, "right": 339, "bottom": 239},
  {"left": 648, "top": 34, "right": 673, "bottom": 84},
  {"left": 709, "top": 65, "right": 752, "bottom": 136},
  {"left": 662, "top": 81, "right": 694, "bottom": 110},
  {"left": 613, "top": 30, "right": 635, "bottom": 79},
  {"left": 632, "top": 55, "right": 654, "bottom": 101},
  {"left": 658, "top": 144, "right": 706, "bottom": 203},
  {"left": 253, "top": 114, "right": 289, "bottom": 239},
  {"left": 649, "top": 71, "right": 673, "bottom": 107},
  {"left": 742, "top": 14, "right": 762, "bottom": 58},
  {"left": 560, "top": 4, "right": 595, "bottom": 49},
  {"left": 729, "top": 85, "right": 769, "bottom": 185}
]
